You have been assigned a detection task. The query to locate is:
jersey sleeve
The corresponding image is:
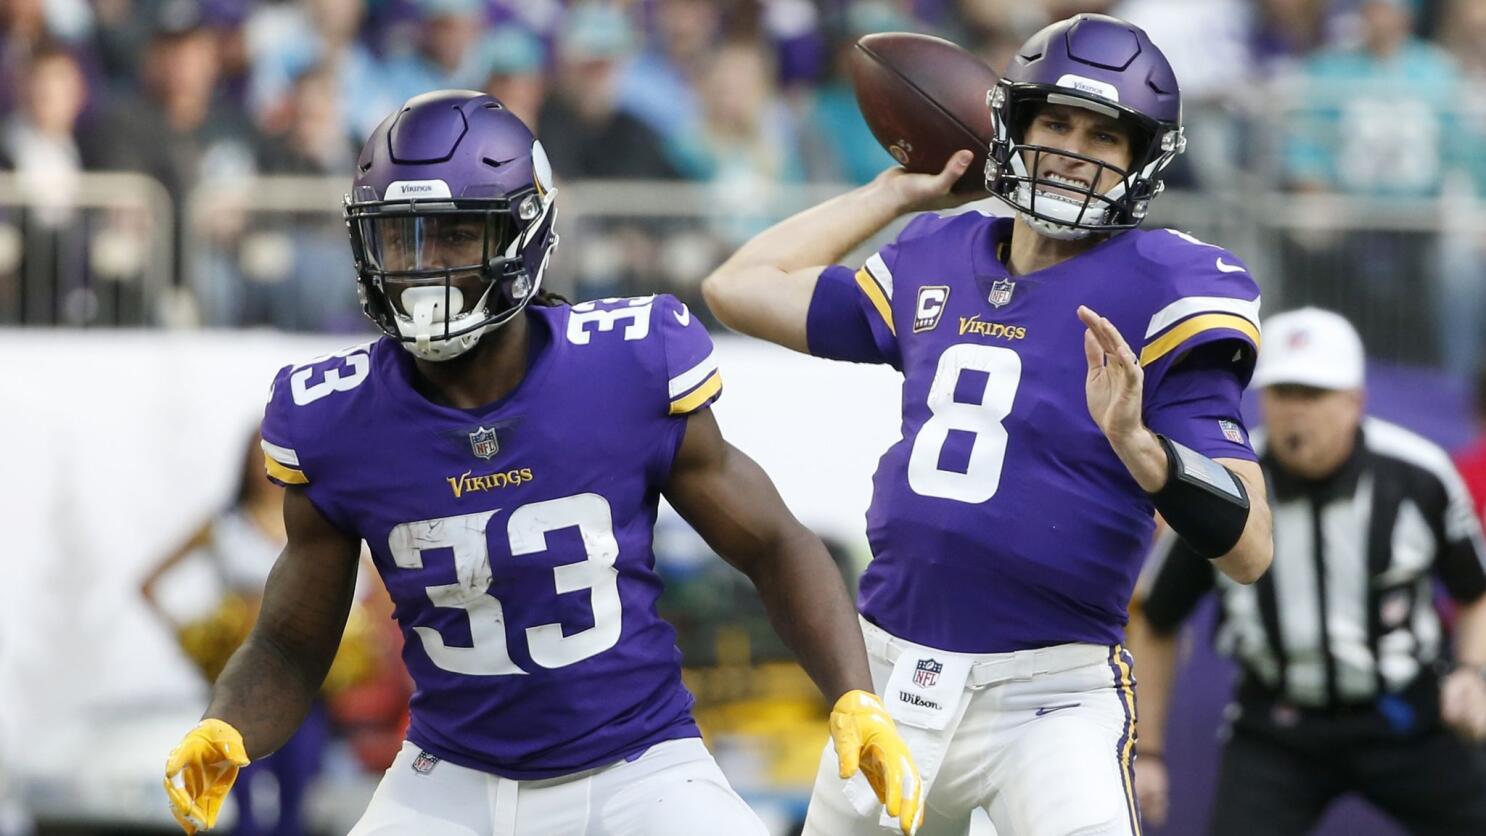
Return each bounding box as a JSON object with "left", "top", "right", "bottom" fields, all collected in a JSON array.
[
  {"left": 1135, "top": 528, "right": 1217, "bottom": 634},
  {"left": 654, "top": 294, "right": 723, "bottom": 417},
  {"left": 1144, "top": 342, "right": 1258, "bottom": 463},
  {"left": 260, "top": 363, "right": 310, "bottom": 487},
  {"left": 805, "top": 213, "right": 948, "bottom": 369},
  {"left": 1138, "top": 231, "right": 1262, "bottom": 388}
]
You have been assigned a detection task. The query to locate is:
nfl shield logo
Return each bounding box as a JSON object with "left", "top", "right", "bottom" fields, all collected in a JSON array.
[
  {"left": 411, "top": 751, "right": 440, "bottom": 775},
  {"left": 468, "top": 426, "right": 499, "bottom": 460},
  {"left": 988, "top": 278, "right": 1015, "bottom": 308},
  {"left": 913, "top": 658, "right": 943, "bottom": 688}
]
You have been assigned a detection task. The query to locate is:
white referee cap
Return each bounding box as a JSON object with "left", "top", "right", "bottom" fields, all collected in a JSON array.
[{"left": 1251, "top": 307, "right": 1365, "bottom": 391}]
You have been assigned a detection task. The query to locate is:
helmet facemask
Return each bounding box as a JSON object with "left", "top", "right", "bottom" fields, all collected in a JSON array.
[
  {"left": 346, "top": 185, "right": 557, "bottom": 362},
  {"left": 985, "top": 83, "right": 1184, "bottom": 239}
]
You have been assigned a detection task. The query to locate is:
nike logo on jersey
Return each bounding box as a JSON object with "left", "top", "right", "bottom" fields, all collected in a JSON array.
[
  {"left": 673, "top": 304, "right": 691, "bottom": 326},
  {"left": 1034, "top": 703, "right": 1081, "bottom": 716},
  {"left": 1215, "top": 257, "right": 1245, "bottom": 273}
]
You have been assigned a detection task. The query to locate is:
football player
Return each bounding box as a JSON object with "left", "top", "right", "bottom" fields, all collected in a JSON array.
[
  {"left": 703, "top": 14, "right": 1274, "bottom": 836},
  {"left": 162, "top": 91, "right": 923, "bottom": 836}
]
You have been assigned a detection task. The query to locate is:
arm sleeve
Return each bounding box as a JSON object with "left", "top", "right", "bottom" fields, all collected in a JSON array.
[
  {"left": 1145, "top": 342, "right": 1259, "bottom": 463},
  {"left": 260, "top": 364, "right": 309, "bottom": 486},
  {"left": 804, "top": 214, "right": 949, "bottom": 370},
  {"left": 655, "top": 295, "right": 723, "bottom": 416},
  {"left": 1136, "top": 528, "right": 1218, "bottom": 634},
  {"left": 1435, "top": 460, "right": 1486, "bottom": 602}
]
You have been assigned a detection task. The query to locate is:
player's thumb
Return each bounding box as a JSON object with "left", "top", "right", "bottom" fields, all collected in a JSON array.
[{"left": 935, "top": 151, "right": 973, "bottom": 188}]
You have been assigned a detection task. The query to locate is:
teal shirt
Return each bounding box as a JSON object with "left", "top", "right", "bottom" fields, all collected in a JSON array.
[{"left": 1285, "top": 41, "right": 1466, "bottom": 196}]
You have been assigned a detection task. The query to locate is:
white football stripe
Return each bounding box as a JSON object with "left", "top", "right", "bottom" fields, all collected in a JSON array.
[
  {"left": 1144, "top": 295, "right": 1262, "bottom": 339},
  {"left": 668, "top": 349, "right": 719, "bottom": 398},
  {"left": 260, "top": 438, "right": 300, "bottom": 467},
  {"left": 865, "top": 252, "right": 894, "bottom": 301}
]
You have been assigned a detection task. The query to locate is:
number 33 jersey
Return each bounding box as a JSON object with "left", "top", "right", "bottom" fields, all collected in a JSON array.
[
  {"left": 259, "top": 295, "right": 722, "bottom": 779},
  {"left": 808, "top": 213, "right": 1261, "bottom": 654}
]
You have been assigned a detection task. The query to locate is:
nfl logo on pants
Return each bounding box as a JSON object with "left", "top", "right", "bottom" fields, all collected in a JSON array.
[{"left": 914, "top": 658, "right": 943, "bottom": 688}]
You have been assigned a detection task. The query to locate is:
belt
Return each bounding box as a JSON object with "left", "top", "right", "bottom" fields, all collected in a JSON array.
[{"left": 860, "top": 617, "right": 1112, "bottom": 689}]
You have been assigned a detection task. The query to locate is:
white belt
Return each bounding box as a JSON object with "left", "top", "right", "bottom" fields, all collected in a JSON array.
[{"left": 860, "top": 618, "right": 1111, "bottom": 689}]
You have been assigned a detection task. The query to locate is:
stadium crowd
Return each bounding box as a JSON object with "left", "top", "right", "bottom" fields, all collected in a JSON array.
[{"left": 3, "top": 0, "right": 1486, "bottom": 372}]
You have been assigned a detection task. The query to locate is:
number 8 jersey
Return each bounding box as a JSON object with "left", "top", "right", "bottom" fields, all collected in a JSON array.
[
  {"left": 259, "top": 295, "right": 721, "bottom": 779},
  {"left": 808, "top": 213, "right": 1262, "bottom": 654}
]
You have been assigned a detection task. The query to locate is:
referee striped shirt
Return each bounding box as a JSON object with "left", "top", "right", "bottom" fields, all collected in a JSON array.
[{"left": 1138, "top": 417, "right": 1486, "bottom": 708}]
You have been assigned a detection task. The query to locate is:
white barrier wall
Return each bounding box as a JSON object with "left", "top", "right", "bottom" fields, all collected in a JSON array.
[{"left": 0, "top": 328, "right": 901, "bottom": 819}]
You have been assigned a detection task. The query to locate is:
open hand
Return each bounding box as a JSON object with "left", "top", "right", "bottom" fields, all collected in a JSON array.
[{"left": 1079, "top": 305, "right": 1145, "bottom": 445}]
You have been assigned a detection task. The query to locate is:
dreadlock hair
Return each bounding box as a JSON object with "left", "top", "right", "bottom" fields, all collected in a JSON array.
[{"left": 532, "top": 288, "right": 570, "bottom": 307}]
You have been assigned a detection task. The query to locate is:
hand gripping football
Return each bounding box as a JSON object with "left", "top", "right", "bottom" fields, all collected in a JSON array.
[{"left": 850, "top": 32, "right": 1000, "bottom": 193}]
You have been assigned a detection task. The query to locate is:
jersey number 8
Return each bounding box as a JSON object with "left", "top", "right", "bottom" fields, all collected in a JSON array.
[{"left": 907, "top": 344, "right": 1022, "bottom": 503}]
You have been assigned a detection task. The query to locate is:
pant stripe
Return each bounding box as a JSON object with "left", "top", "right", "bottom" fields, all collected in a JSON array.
[{"left": 1108, "top": 645, "right": 1142, "bottom": 836}]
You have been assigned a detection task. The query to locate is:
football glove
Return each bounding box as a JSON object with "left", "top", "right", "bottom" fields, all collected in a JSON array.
[
  {"left": 829, "top": 689, "right": 924, "bottom": 835},
  {"left": 163, "top": 718, "right": 251, "bottom": 834}
]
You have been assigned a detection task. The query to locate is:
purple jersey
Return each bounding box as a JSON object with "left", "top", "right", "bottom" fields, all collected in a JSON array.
[
  {"left": 808, "top": 214, "right": 1260, "bottom": 653},
  {"left": 259, "top": 295, "right": 723, "bottom": 779}
]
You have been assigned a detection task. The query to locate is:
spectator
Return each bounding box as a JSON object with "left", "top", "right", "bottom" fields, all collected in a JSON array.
[
  {"left": 480, "top": 24, "right": 547, "bottom": 128},
  {"left": 0, "top": 44, "right": 100, "bottom": 325},
  {"left": 90, "top": 0, "right": 259, "bottom": 210},
  {"left": 1275, "top": 0, "right": 1464, "bottom": 366},
  {"left": 616, "top": 0, "right": 720, "bottom": 149},
  {"left": 1437, "top": 0, "right": 1486, "bottom": 377},
  {"left": 258, "top": 66, "right": 358, "bottom": 176},
  {"left": 537, "top": 2, "right": 678, "bottom": 180},
  {"left": 380, "top": 0, "right": 493, "bottom": 105},
  {"left": 0, "top": 0, "right": 94, "bottom": 116},
  {"left": 2, "top": 45, "right": 92, "bottom": 208},
  {"left": 247, "top": 0, "right": 399, "bottom": 143},
  {"left": 234, "top": 65, "right": 365, "bottom": 333},
  {"left": 87, "top": 0, "right": 260, "bottom": 312},
  {"left": 1251, "top": 0, "right": 1342, "bottom": 75},
  {"left": 1129, "top": 308, "right": 1486, "bottom": 835},
  {"left": 669, "top": 39, "right": 805, "bottom": 243},
  {"left": 140, "top": 430, "right": 332, "bottom": 836},
  {"left": 802, "top": 1, "right": 914, "bottom": 185}
]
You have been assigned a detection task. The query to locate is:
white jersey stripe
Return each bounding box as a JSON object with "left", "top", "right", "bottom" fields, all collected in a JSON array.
[
  {"left": 668, "top": 349, "right": 719, "bottom": 398},
  {"left": 1144, "top": 295, "right": 1261, "bottom": 339},
  {"left": 864, "top": 252, "right": 894, "bottom": 301},
  {"left": 261, "top": 438, "right": 300, "bottom": 467},
  {"left": 1270, "top": 500, "right": 1327, "bottom": 704},
  {"left": 1323, "top": 476, "right": 1375, "bottom": 701}
]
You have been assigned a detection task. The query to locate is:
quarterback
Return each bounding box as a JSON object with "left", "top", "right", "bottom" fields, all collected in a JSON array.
[
  {"left": 162, "top": 91, "right": 923, "bottom": 836},
  {"left": 704, "top": 15, "right": 1274, "bottom": 836}
]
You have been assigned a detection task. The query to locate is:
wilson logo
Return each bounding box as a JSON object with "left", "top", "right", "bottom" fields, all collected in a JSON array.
[{"left": 447, "top": 468, "right": 534, "bottom": 498}]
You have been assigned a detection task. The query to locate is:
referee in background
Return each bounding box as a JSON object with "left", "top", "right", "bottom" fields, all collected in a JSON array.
[{"left": 1128, "top": 308, "right": 1486, "bottom": 835}]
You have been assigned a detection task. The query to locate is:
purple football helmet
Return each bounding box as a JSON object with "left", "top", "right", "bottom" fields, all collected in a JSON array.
[
  {"left": 345, "top": 90, "right": 558, "bottom": 361},
  {"left": 985, "top": 15, "right": 1185, "bottom": 239}
]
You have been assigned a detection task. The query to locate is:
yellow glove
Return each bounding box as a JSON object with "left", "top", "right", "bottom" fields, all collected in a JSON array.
[
  {"left": 163, "top": 719, "right": 251, "bottom": 834},
  {"left": 829, "top": 690, "right": 924, "bottom": 835}
]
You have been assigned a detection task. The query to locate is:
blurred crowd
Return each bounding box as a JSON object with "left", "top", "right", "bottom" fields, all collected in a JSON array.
[{"left": 5, "top": 0, "right": 1486, "bottom": 372}]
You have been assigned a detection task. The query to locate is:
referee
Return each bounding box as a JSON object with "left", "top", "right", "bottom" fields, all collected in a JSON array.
[{"left": 1128, "top": 308, "right": 1486, "bottom": 835}]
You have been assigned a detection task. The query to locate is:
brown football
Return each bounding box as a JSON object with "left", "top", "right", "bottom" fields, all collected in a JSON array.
[{"left": 850, "top": 32, "right": 999, "bottom": 193}]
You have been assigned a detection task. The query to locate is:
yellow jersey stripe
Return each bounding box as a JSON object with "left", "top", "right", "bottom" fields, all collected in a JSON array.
[
  {"left": 669, "top": 370, "right": 722, "bottom": 415},
  {"left": 1111, "top": 645, "right": 1142, "bottom": 836},
  {"left": 1139, "top": 313, "right": 1261, "bottom": 367},
  {"left": 854, "top": 267, "right": 896, "bottom": 336},
  {"left": 263, "top": 453, "right": 309, "bottom": 485}
]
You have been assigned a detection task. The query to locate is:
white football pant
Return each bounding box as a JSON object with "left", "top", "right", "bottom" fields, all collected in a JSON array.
[
  {"left": 804, "top": 618, "right": 1141, "bottom": 836},
  {"left": 348, "top": 737, "right": 768, "bottom": 836}
]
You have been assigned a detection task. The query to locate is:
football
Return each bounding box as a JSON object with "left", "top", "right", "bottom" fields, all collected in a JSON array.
[{"left": 850, "top": 32, "right": 1000, "bottom": 193}]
